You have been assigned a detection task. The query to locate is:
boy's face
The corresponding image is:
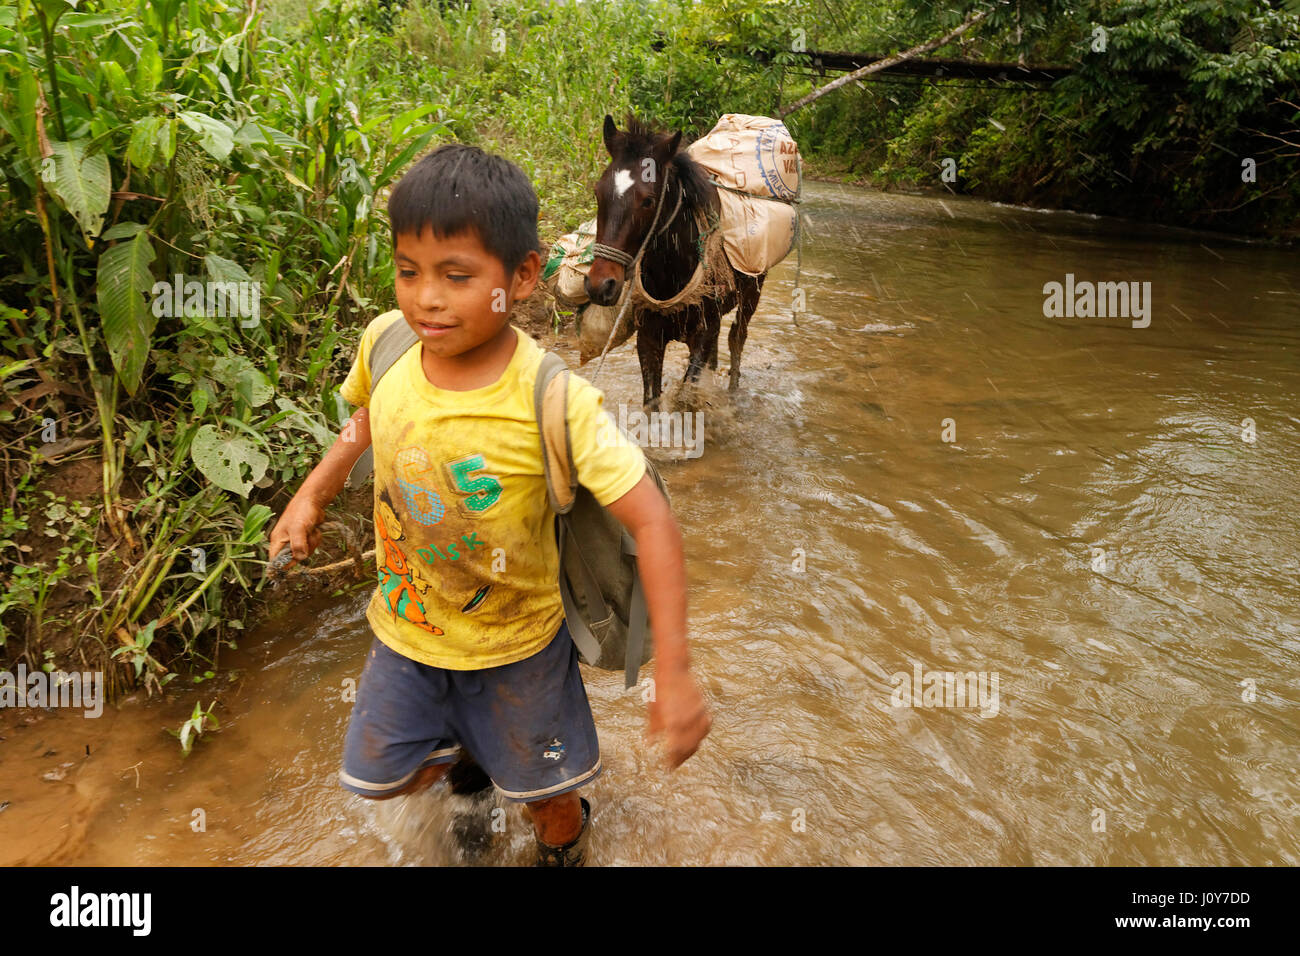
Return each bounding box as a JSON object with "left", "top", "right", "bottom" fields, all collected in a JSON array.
[{"left": 394, "top": 225, "right": 539, "bottom": 361}]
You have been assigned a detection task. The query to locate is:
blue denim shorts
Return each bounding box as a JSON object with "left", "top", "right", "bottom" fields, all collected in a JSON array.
[{"left": 338, "top": 619, "right": 601, "bottom": 802}]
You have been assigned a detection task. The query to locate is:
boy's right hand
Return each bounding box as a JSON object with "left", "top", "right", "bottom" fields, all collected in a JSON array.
[{"left": 268, "top": 494, "right": 327, "bottom": 567}]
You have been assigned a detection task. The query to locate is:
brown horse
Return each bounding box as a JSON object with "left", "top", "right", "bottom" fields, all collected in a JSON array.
[{"left": 585, "top": 113, "right": 765, "bottom": 410}]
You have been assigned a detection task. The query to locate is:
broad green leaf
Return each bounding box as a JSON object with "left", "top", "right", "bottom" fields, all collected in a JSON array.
[
  {"left": 190, "top": 423, "right": 268, "bottom": 497},
  {"left": 99, "top": 60, "right": 129, "bottom": 103},
  {"left": 232, "top": 121, "right": 305, "bottom": 151},
  {"left": 15, "top": 71, "right": 38, "bottom": 155},
  {"left": 156, "top": 117, "right": 176, "bottom": 164},
  {"left": 100, "top": 221, "right": 145, "bottom": 241},
  {"left": 204, "top": 252, "right": 252, "bottom": 285},
  {"left": 135, "top": 37, "right": 162, "bottom": 95},
  {"left": 211, "top": 354, "right": 273, "bottom": 409},
  {"left": 178, "top": 111, "right": 234, "bottom": 162},
  {"left": 97, "top": 231, "right": 157, "bottom": 395},
  {"left": 61, "top": 12, "right": 119, "bottom": 30},
  {"left": 217, "top": 34, "right": 241, "bottom": 74},
  {"left": 203, "top": 253, "right": 261, "bottom": 326},
  {"left": 46, "top": 139, "right": 111, "bottom": 243},
  {"left": 390, "top": 104, "right": 439, "bottom": 140},
  {"left": 38, "top": 1, "right": 75, "bottom": 23},
  {"left": 241, "top": 503, "right": 273, "bottom": 543},
  {"left": 57, "top": 70, "right": 98, "bottom": 98},
  {"left": 216, "top": 70, "right": 235, "bottom": 104},
  {"left": 273, "top": 396, "right": 334, "bottom": 446},
  {"left": 127, "top": 116, "right": 164, "bottom": 170}
]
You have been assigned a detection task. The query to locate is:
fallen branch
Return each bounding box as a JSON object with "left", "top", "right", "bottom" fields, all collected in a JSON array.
[
  {"left": 281, "top": 549, "right": 376, "bottom": 579},
  {"left": 779, "top": 7, "right": 991, "bottom": 118}
]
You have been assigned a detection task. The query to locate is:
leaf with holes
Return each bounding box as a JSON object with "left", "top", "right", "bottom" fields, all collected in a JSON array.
[{"left": 190, "top": 424, "right": 268, "bottom": 497}]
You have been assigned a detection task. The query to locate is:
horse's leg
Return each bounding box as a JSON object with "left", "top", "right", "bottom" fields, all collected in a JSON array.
[
  {"left": 705, "top": 304, "right": 720, "bottom": 372},
  {"left": 728, "top": 273, "right": 765, "bottom": 392},
  {"left": 637, "top": 312, "right": 667, "bottom": 410},
  {"left": 706, "top": 290, "right": 735, "bottom": 372},
  {"left": 682, "top": 306, "right": 712, "bottom": 386}
]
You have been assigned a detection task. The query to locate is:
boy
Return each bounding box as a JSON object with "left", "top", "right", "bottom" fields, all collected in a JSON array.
[{"left": 267, "top": 143, "right": 711, "bottom": 866}]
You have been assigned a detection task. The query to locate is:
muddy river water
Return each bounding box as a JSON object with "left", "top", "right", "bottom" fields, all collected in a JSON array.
[{"left": 3, "top": 180, "right": 1298, "bottom": 866}]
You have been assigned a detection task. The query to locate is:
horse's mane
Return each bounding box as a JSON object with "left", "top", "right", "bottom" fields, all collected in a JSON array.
[{"left": 619, "top": 112, "right": 716, "bottom": 217}]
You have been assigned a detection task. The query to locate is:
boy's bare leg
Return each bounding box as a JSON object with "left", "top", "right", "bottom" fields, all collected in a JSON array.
[
  {"left": 361, "top": 766, "right": 584, "bottom": 848},
  {"left": 368, "top": 768, "right": 584, "bottom": 843},
  {"left": 524, "top": 791, "right": 584, "bottom": 845}
]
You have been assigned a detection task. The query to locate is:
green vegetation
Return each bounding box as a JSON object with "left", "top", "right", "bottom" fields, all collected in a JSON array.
[
  {"left": 1, "top": 0, "right": 1294, "bottom": 719},
  {"left": 745, "top": 0, "right": 1300, "bottom": 235},
  {"left": 168, "top": 697, "right": 219, "bottom": 755}
]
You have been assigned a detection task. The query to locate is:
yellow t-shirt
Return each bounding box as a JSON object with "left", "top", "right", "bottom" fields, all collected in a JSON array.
[{"left": 339, "top": 309, "right": 647, "bottom": 670}]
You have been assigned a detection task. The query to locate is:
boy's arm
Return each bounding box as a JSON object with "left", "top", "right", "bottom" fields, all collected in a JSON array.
[
  {"left": 268, "top": 408, "right": 372, "bottom": 562},
  {"left": 604, "top": 472, "right": 712, "bottom": 769}
]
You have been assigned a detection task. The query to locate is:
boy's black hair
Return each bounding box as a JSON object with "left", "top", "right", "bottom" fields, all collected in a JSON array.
[{"left": 387, "top": 143, "right": 540, "bottom": 277}]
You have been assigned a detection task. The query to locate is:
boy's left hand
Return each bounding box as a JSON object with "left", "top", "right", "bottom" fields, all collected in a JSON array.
[{"left": 646, "top": 667, "right": 712, "bottom": 769}]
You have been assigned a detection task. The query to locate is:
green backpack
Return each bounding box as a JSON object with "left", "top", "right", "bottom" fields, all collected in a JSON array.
[{"left": 344, "top": 320, "right": 666, "bottom": 688}]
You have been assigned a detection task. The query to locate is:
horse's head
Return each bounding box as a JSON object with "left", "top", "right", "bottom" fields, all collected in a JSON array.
[{"left": 585, "top": 113, "right": 682, "bottom": 306}]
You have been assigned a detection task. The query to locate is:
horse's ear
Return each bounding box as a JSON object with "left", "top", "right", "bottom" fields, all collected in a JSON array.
[
  {"left": 603, "top": 114, "right": 619, "bottom": 156},
  {"left": 652, "top": 129, "right": 682, "bottom": 165},
  {"left": 649, "top": 130, "right": 681, "bottom": 178}
]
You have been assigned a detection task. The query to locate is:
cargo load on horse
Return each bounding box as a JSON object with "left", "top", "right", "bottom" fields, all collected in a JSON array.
[{"left": 684, "top": 113, "right": 801, "bottom": 276}]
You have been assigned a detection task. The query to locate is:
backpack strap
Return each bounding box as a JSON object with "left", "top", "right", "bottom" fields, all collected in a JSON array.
[
  {"left": 534, "top": 352, "right": 578, "bottom": 513},
  {"left": 534, "top": 352, "right": 608, "bottom": 668},
  {"left": 345, "top": 318, "right": 420, "bottom": 488}
]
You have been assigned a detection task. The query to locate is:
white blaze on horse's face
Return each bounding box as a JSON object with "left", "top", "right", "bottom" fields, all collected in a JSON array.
[{"left": 613, "top": 168, "right": 635, "bottom": 199}]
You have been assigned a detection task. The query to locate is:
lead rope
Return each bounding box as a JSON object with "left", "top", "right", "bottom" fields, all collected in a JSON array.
[
  {"left": 589, "top": 165, "right": 682, "bottom": 384},
  {"left": 793, "top": 154, "right": 803, "bottom": 328}
]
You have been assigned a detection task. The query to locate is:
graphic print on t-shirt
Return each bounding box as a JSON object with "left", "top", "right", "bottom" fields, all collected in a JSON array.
[
  {"left": 375, "top": 491, "right": 444, "bottom": 635},
  {"left": 381, "top": 444, "right": 503, "bottom": 622},
  {"left": 394, "top": 446, "right": 446, "bottom": 526}
]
